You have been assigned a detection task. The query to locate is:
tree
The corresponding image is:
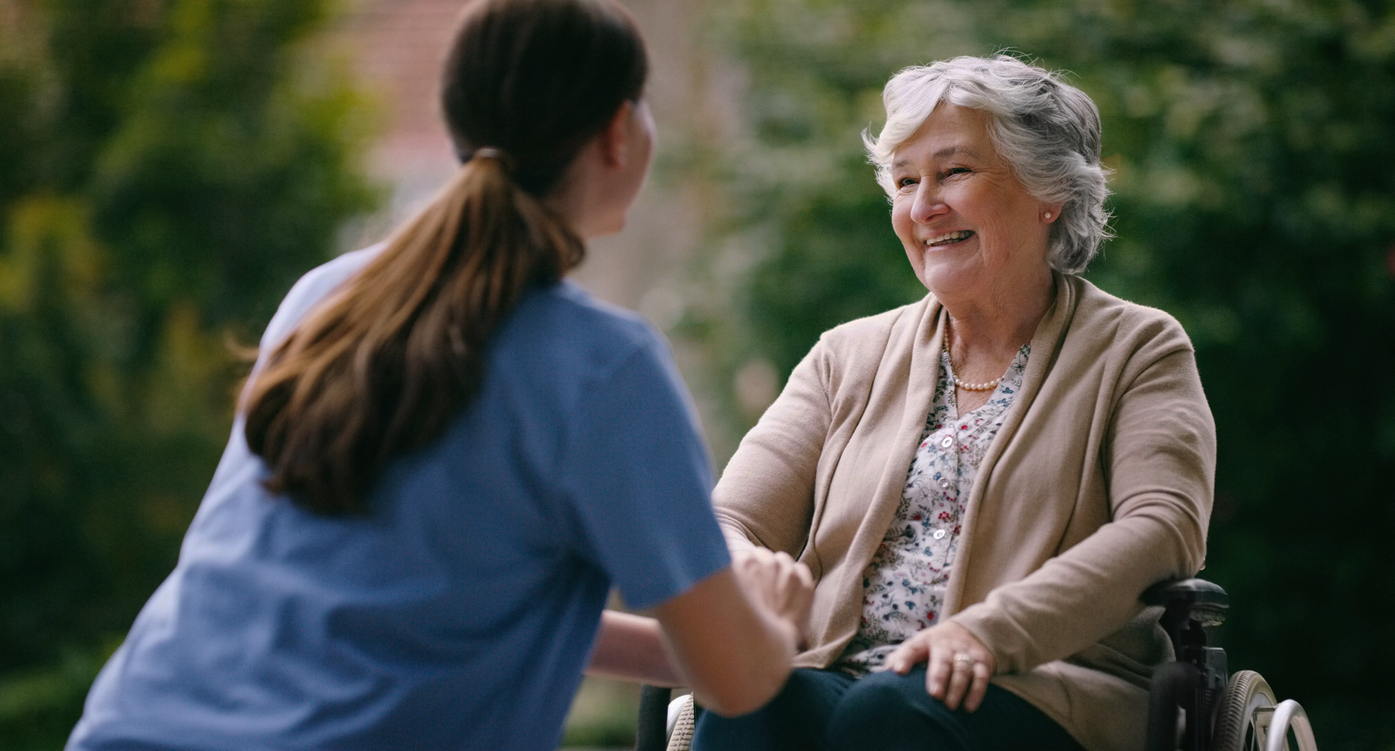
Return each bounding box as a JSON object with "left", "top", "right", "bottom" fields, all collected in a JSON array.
[
  {"left": 695, "top": 0, "right": 1395, "bottom": 745},
  {"left": 0, "top": 0, "right": 377, "bottom": 745}
]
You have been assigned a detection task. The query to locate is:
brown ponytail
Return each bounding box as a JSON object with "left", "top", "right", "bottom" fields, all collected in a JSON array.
[{"left": 242, "top": 0, "right": 648, "bottom": 515}]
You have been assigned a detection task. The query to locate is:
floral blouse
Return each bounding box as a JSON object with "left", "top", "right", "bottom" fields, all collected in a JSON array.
[{"left": 836, "top": 343, "right": 1031, "bottom": 675}]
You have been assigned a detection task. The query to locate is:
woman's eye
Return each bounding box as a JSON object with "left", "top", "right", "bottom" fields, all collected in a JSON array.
[
  {"left": 896, "top": 177, "right": 917, "bottom": 189},
  {"left": 943, "top": 167, "right": 970, "bottom": 178}
]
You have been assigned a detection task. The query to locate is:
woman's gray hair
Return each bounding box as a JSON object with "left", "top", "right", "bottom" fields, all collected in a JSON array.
[{"left": 864, "top": 54, "right": 1112, "bottom": 274}]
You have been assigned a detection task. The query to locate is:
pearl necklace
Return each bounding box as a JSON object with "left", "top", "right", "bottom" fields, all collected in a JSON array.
[{"left": 944, "top": 322, "right": 1002, "bottom": 392}]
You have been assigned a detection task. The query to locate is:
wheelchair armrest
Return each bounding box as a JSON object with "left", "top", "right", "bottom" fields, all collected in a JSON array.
[
  {"left": 1143, "top": 578, "right": 1229, "bottom": 627},
  {"left": 1143, "top": 575, "right": 1233, "bottom": 616}
]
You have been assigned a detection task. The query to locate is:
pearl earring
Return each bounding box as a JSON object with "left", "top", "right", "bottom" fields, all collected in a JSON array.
[{"left": 1043, "top": 211, "right": 1053, "bottom": 220}]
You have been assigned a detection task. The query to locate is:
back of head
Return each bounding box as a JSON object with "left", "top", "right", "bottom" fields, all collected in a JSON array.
[
  {"left": 864, "top": 54, "right": 1112, "bottom": 274},
  {"left": 443, "top": 0, "right": 648, "bottom": 197},
  {"left": 242, "top": 0, "right": 648, "bottom": 515}
]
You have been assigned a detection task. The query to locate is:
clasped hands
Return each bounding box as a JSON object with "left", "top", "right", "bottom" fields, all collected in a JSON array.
[{"left": 729, "top": 547, "right": 815, "bottom": 649}]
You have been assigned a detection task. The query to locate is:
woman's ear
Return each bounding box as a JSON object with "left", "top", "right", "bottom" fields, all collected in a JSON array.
[{"left": 598, "top": 100, "right": 637, "bottom": 168}]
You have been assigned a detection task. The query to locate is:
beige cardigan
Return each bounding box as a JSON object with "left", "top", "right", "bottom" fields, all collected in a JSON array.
[{"left": 714, "top": 273, "right": 1215, "bottom": 751}]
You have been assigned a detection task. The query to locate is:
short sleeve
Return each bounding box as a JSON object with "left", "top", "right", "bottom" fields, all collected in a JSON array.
[
  {"left": 556, "top": 333, "right": 731, "bottom": 610},
  {"left": 260, "top": 246, "right": 381, "bottom": 351}
]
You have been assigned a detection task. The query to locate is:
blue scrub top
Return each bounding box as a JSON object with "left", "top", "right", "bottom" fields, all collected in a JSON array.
[{"left": 67, "top": 247, "right": 732, "bottom": 751}]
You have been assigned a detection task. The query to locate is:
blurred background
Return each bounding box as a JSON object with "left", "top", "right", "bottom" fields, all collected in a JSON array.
[{"left": 1, "top": 0, "right": 1392, "bottom": 748}]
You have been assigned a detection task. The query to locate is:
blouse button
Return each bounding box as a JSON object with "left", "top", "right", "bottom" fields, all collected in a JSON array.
[
  {"left": 932, "top": 529, "right": 947, "bottom": 540},
  {"left": 939, "top": 435, "right": 954, "bottom": 449},
  {"left": 939, "top": 479, "right": 951, "bottom": 490}
]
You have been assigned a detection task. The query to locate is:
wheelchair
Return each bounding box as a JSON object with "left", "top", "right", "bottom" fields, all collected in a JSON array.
[
  {"left": 634, "top": 579, "right": 1318, "bottom": 751},
  {"left": 1143, "top": 579, "right": 1318, "bottom": 751}
]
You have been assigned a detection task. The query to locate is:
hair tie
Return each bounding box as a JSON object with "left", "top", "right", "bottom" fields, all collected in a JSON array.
[{"left": 467, "top": 146, "right": 515, "bottom": 173}]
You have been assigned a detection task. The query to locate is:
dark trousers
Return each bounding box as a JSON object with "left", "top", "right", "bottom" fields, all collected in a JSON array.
[{"left": 691, "top": 667, "right": 1085, "bottom": 751}]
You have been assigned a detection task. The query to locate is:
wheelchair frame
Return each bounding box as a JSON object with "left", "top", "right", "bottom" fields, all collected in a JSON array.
[{"left": 1145, "top": 578, "right": 1319, "bottom": 751}]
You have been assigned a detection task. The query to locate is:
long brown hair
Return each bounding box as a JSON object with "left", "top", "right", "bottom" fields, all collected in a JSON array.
[{"left": 242, "top": 0, "right": 648, "bottom": 515}]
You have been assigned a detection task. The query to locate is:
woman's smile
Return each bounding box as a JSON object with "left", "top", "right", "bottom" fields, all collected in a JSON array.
[{"left": 924, "top": 230, "right": 975, "bottom": 248}]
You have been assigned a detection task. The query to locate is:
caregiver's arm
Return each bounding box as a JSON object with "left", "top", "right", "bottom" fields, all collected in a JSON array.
[
  {"left": 655, "top": 548, "right": 812, "bottom": 717},
  {"left": 587, "top": 550, "right": 814, "bottom": 715},
  {"left": 587, "top": 610, "right": 681, "bottom": 686}
]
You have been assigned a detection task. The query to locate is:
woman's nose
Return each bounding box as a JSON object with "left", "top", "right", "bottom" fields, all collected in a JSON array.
[{"left": 911, "top": 183, "right": 948, "bottom": 224}]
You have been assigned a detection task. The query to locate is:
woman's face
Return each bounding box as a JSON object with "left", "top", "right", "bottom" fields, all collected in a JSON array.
[
  {"left": 603, "top": 97, "right": 656, "bottom": 235},
  {"left": 560, "top": 97, "right": 656, "bottom": 240},
  {"left": 889, "top": 104, "right": 1056, "bottom": 302}
]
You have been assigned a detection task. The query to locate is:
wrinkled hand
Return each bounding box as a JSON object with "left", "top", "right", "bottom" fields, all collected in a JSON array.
[
  {"left": 885, "top": 621, "right": 996, "bottom": 712},
  {"left": 730, "top": 548, "right": 815, "bottom": 647}
]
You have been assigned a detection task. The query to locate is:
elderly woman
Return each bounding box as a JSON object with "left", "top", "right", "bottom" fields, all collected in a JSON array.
[{"left": 691, "top": 55, "right": 1215, "bottom": 751}]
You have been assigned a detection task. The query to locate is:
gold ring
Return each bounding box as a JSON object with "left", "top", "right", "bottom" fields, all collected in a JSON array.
[{"left": 952, "top": 653, "right": 975, "bottom": 666}]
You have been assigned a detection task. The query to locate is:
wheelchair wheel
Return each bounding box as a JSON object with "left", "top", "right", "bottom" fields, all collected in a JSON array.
[
  {"left": 666, "top": 694, "right": 696, "bottom": 751},
  {"left": 1147, "top": 662, "right": 1201, "bottom": 751},
  {"left": 1212, "top": 670, "right": 1277, "bottom": 751}
]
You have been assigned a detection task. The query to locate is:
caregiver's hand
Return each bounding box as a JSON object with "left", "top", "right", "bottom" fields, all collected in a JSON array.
[
  {"left": 731, "top": 547, "right": 814, "bottom": 648},
  {"left": 886, "top": 621, "right": 996, "bottom": 712}
]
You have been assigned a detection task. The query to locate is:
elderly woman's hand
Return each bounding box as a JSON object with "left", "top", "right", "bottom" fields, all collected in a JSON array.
[{"left": 885, "top": 621, "right": 996, "bottom": 712}]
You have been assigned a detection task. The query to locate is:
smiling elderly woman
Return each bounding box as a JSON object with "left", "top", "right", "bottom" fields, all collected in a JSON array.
[{"left": 691, "top": 55, "right": 1216, "bottom": 751}]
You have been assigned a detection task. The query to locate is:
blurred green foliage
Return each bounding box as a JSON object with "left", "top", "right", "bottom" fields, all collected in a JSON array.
[
  {"left": 0, "top": 0, "right": 377, "bottom": 745},
  {"left": 559, "top": 677, "right": 642, "bottom": 748},
  {"left": 697, "top": 0, "right": 1395, "bottom": 746}
]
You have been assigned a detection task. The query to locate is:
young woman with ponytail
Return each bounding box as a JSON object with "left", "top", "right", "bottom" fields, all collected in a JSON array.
[{"left": 66, "top": 1, "right": 811, "bottom": 749}]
